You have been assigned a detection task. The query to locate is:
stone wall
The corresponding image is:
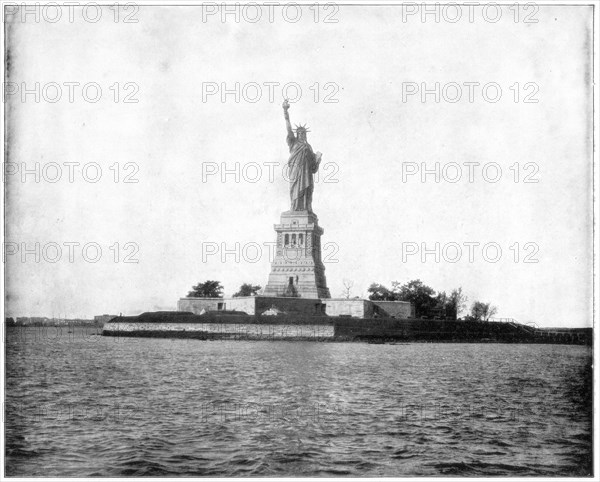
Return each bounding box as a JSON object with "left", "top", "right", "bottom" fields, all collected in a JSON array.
[
  {"left": 227, "top": 297, "right": 257, "bottom": 314},
  {"left": 103, "top": 321, "right": 334, "bottom": 340},
  {"left": 255, "top": 296, "right": 325, "bottom": 316},
  {"left": 323, "top": 299, "right": 369, "bottom": 318},
  {"left": 370, "top": 301, "right": 414, "bottom": 319},
  {"left": 177, "top": 297, "right": 256, "bottom": 315},
  {"left": 102, "top": 318, "right": 591, "bottom": 345},
  {"left": 177, "top": 297, "right": 414, "bottom": 319},
  {"left": 177, "top": 296, "right": 326, "bottom": 316},
  {"left": 323, "top": 299, "right": 413, "bottom": 319}
]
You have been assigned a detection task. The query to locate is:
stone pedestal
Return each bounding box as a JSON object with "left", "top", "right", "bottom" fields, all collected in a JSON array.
[{"left": 263, "top": 210, "right": 331, "bottom": 299}]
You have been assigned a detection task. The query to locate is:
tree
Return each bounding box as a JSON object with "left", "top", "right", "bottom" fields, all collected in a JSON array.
[
  {"left": 436, "top": 291, "right": 450, "bottom": 318},
  {"left": 187, "top": 280, "right": 224, "bottom": 298},
  {"left": 470, "top": 301, "right": 498, "bottom": 322},
  {"left": 392, "top": 279, "right": 437, "bottom": 318},
  {"left": 367, "top": 283, "right": 396, "bottom": 301},
  {"left": 233, "top": 283, "right": 262, "bottom": 297},
  {"left": 449, "top": 287, "right": 468, "bottom": 319},
  {"left": 341, "top": 279, "right": 354, "bottom": 299},
  {"left": 436, "top": 287, "right": 468, "bottom": 320}
]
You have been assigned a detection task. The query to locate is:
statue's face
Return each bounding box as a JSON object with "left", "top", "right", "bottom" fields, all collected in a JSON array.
[{"left": 297, "top": 130, "right": 307, "bottom": 141}]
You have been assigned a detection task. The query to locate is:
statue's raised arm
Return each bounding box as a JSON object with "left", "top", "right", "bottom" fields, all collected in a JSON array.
[{"left": 283, "top": 99, "right": 294, "bottom": 142}]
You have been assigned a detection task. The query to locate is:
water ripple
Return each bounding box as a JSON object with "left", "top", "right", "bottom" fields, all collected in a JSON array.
[{"left": 4, "top": 327, "right": 592, "bottom": 477}]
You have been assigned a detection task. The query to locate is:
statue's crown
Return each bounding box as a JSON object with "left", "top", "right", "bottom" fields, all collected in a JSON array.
[{"left": 293, "top": 123, "right": 310, "bottom": 133}]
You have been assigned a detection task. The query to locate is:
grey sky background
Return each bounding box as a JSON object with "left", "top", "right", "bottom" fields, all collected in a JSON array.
[{"left": 3, "top": 4, "right": 594, "bottom": 326}]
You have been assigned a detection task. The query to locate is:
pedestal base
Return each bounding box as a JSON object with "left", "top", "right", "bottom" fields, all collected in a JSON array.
[{"left": 263, "top": 210, "right": 331, "bottom": 299}]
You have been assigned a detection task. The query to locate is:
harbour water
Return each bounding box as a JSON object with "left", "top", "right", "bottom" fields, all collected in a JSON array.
[{"left": 4, "top": 326, "right": 592, "bottom": 476}]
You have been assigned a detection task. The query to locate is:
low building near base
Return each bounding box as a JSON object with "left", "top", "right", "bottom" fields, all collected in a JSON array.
[{"left": 177, "top": 296, "right": 414, "bottom": 319}]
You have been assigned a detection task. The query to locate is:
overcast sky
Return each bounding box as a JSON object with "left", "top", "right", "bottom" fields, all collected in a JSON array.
[{"left": 3, "top": 3, "right": 593, "bottom": 327}]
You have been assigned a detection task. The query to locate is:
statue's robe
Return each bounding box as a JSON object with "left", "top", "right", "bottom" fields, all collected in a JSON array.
[{"left": 287, "top": 132, "right": 318, "bottom": 212}]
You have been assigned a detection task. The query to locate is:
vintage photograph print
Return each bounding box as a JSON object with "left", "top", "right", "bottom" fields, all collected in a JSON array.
[{"left": 2, "top": 1, "right": 597, "bottom": 479}]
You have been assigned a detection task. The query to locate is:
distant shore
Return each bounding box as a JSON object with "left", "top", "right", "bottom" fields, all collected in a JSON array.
[
  {"left": 5, "top": 319, "right": 103, "bottom": 327},
  {"left": 102, "top": 313, "right": 592, "bottom": 345}
]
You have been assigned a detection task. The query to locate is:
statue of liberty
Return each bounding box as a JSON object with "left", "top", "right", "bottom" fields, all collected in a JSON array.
[{"left": 282, "top": 99, "right": 322, "bottom": 212}]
